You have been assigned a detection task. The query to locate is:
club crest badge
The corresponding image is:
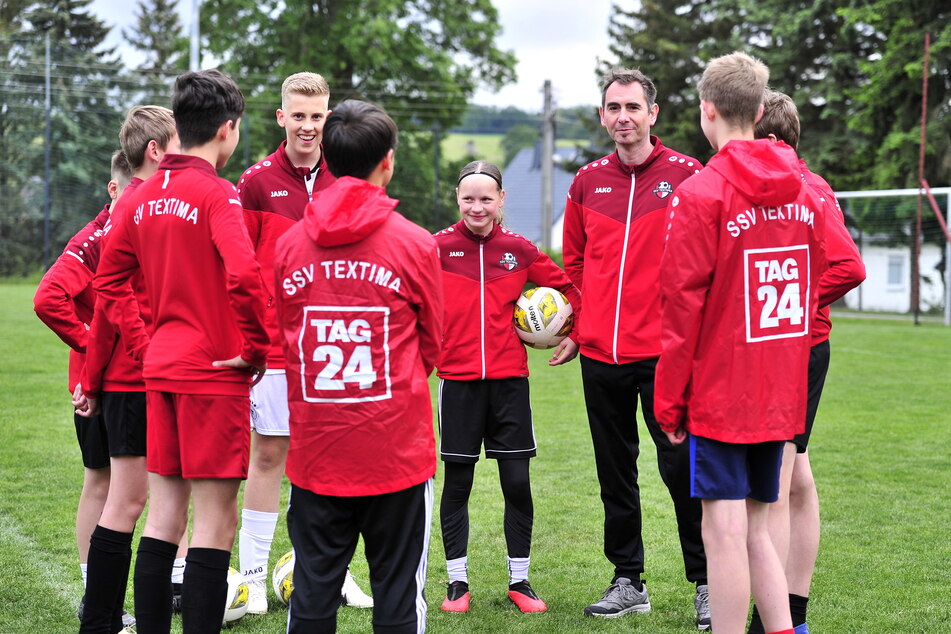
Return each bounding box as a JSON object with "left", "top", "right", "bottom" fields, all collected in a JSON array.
[
  {"left": 653, "top": 180, "right": 673, "bottom": 199},
  {"left": 500, "top": 252, "right": 518, "bottom": 270}
]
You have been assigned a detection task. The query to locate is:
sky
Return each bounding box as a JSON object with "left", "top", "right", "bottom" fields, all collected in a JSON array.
[{"left": 87, "top": 0, "right": 628, "bottom": 111}]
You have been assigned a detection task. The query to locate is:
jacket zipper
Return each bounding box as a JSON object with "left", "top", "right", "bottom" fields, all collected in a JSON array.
[
  {"left": 479, "top": 241, "right": 487, "bottom": 379},
  {"left": 613, "top": 172, "right": 636, "bottom": 364}
]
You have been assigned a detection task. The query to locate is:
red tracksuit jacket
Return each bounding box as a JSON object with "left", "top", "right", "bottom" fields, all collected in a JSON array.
[
  {"left": 94, "top": 154, "right": 269, "bottom": 395},
  {"left": 434, "top": 219, "right": 581, "bottom": 380},
  {"left": 655, "top": 139, "right": 828, "bottom": 444},
  {"left": 81, "top": 179, "right": 151, "bottom": 396},
  {"left": 563, "top": 137, "right": 702, "bottom": 364},
  {"left": 802, "top": 160, "right": 866, "bottom": 343},
  {"left": 275, "top": 176, "right": 443, "bottom": 497},
  {"left": 238, "top": 142, "right": 337, "bottom": 370},
  {"left": 33, "top": 205, "right": 109, "bottom": 393}
]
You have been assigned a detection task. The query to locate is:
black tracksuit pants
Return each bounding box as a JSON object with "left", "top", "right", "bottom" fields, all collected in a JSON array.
[{"left": 580, "top": 354, "right": 706, "bottom": 583}]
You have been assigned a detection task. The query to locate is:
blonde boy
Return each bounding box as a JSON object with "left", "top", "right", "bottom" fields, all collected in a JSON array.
[{"left": 654, "top": 53, "right": 828, "bottom": 634}]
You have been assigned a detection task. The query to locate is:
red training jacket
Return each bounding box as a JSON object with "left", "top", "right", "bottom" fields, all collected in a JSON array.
[
  {"left": 94, "top": 154, "right": 270, "bottom": 396},
  {"left": 434, "top": 219, "right": 580, "bottom": 380},
  {"left": 82, "top": 178, "right": 151, "bottom": 396},
  {"left": 655, "top": 139, "right": 828, "bottom": 443},
  {"left": 276, "top": 176, "right": 443, "bottom": 497},
  {"left": 238, "top": 142, "right": 337, "bottom": 370},
  {"left": 33, "top": 205, "right": 109, "bottom": 392},
  {"left": 800, "top": 159, "right": 866, "bottom": 343},
  {"left": 563, "top": 137, "right": 702, "bottom": 364}
]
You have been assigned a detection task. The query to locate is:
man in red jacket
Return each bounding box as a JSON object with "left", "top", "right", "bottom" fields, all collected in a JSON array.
[
  {"left": 655, "top": 53, "right": 828, "bottom": 634},
  {"left": 235, "top": 71, "right": 371, "bottom": 614},
  {"left": 745, "top": 90, "right": 865, "bottom": 634},
  {"left": 274, "top": 99, "right": 443, "bottom": 633},
  {"left": 93, "top": 70, "right": 269, "bottom": 633},
  {"left": 33, "top": 150, "right": 131, "bottom": 625},
  {"left": 558, "top": 68, "right": 709, "bottom": 628}
]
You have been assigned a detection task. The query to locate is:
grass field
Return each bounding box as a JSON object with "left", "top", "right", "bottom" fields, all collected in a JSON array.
[
  {"left": 442, "top": 133, "right": 587, "bottom": 168},
  {"left": 1, "top": 282, "right": 949, "bottom": 632}
]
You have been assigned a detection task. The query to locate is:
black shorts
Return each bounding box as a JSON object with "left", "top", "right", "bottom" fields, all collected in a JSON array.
[
  {"left": 438, "top": 378, "right": 536, "bottom": 463},
  {"left": 74, "top": 411, "right": 110, "bottom": 469},
  {"left": 101, "top": 391, "right": 147, "bottom": 457},
  {"left": 793, "top": 340, "right": 831, "bottom": 453}
]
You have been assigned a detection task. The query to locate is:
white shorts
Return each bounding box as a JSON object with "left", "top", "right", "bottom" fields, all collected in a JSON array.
[{"left": 250, "top": 370, "right": 290, "bottom": 436}]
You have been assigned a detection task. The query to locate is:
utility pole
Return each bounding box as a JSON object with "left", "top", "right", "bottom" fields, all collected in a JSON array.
[
  {"left": 540, "top": 80, "right": 554, "bottom": 250},
  {"left": 433, "top": 124, "right": 442, "bottom": 230},
  {"left": 190, "top": 0, "right": 201, "bottom": 71}
]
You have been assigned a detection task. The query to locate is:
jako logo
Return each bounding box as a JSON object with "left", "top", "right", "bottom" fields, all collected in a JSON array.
[
  {"left": 594, "top": 187, "right": 612, "bottom": 194},
  {"left": 449, "top": 251, "right": 464, "bottom": 257},
  {"left": 271, "top": 190, "right": 289, "bottom": 197}
]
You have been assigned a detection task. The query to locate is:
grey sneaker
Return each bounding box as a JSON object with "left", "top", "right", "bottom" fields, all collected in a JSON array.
[
  {"left": 695, "top": 584, "right": 711, "bottom": 630},
  {"left": 583, "top": 577, "right": 650, "bottom": 618}
]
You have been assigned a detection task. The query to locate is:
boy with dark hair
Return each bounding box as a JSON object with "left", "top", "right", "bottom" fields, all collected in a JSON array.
[
  {"left": 746, "top": 89, "right": 865, "bottom": 634},
  {"left": 93, "top": 69, "right": 270, "bottom": 633},
  {"left": 234, "top": 72, "right": 372, "bottom": 612},
  {"left": 33, "top": 150, "right": 132, "bottom": 629},
  {"left": 274, "top": 99, "right": 443, "bottom": 633},
  {"left": 654, "top": 53, "right": 828, "bottom": 634}
]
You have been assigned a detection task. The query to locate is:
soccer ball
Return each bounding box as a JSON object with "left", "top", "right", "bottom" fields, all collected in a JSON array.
[
  {"left": 513, "top": 286, "right": 574, "bottom": 349},
  {"left": 272, "top": 550, "right": 295, "bottom": 607},
  {"left": 223, "top": 567, "right": 249, "bottom": 625}
]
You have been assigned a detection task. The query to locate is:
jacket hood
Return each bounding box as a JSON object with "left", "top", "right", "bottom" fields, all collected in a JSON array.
[
  {"left": 707, "top": 139, "right": 802, "bottom": 207},
  {"left": 304, "top": 176, "right": 399, "bottom": 246}
]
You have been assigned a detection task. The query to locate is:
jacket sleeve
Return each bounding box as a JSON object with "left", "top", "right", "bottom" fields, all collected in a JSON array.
[
  {"left": 654, "top": 189, "right": 718, "bottom": 433},
  {"left": 817, "top": 197, "right": 865, "bottom": 307},
  {"left": 562, "top": 190, "right": 586, "bottom": 292},
  {"left": 33, "top": 255, "right": 92, "bottom": 353},
  {"left": 526, "top": 249, "right": 582, "bottom": 342},
  {"left": 412, "top": 240, "right": 444, "bottom": 376},
  {"left": 80, "top": 304, "right": 119, "bottom": 397},
  {"left": 93, "top": 211, "right": 151, "bottom": 363},
  {"left": 208, "top": 194, "right": 270, "bottom": 367}
]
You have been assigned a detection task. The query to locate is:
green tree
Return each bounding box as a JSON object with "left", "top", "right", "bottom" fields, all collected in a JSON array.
[
  {"left": 122, "top": 0, "right": 188, "bottom": 104},
  {"left": 200, "top": 0, "right": 517, "bottom": 229},
  {"left": 840, "top": 0, "right": 950, "bottom": 190},
  {"left": 0, "top": 0, "right": 124, "bottom": 275}
]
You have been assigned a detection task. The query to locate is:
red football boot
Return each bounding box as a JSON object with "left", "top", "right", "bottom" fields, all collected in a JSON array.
[
  {"left": 440, "top": 580, "right": 470, "bottom": 613},
  {"left": 508, "top": 580, "right": 548, "bottom": 613}
]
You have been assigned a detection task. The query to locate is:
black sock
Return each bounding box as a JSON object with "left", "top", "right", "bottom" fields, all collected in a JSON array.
[
  {"left": 134, "top": 536, "right": 178, "bottom": 634},
  {"left": 80, "top": 525, "right": 134, "bottom": 634},
  {"left": 181, "top": 547, "right": 231, "bottom": 634},
  {"left": 748, "top": 603, "right": 765, "bottom": 634},
  {"left": 790, "top": 593, "right": 809, "bottom": 627}
]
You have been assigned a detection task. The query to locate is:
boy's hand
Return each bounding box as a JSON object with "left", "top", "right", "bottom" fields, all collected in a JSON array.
[
  {"left": 213, "top": 355, "right": 267, "bottom": 386},
  {"left": 665, "top": 427, "right": 687, "bottom": 445},
  {"left": 549, "top": 337, "right": 579, "bottom": 366},
  {"left": 72, "top": 383, "right": 100, "bottom": 417}
]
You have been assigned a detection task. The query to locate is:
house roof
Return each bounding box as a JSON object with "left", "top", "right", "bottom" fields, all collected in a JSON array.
[{"left": 501, "top": 143, "right": 579, "bottom": 244}]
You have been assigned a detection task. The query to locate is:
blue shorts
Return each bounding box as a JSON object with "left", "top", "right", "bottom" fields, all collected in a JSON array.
[{"left": 689, "top": 435, "right": 785, "bottom": 502}]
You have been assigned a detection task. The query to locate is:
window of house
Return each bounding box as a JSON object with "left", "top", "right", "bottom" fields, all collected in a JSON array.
[{"left": 887, "top": 254, "right": 904, "bottom": 288}]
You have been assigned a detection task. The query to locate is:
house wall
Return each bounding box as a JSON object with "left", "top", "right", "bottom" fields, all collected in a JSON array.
[{"left": 847, "top": 244, "right": 945, "bottom": 313}]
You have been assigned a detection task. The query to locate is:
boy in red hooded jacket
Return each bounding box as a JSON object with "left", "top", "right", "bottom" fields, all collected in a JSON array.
[
  {"left": 274, "top": 99, "right": 443, "bottom": 633},
  {"left": 654, "top": 53, "right": 828, "bottom": 634}
]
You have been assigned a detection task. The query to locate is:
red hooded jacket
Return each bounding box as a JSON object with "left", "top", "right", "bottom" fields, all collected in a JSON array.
[
  {"left": 655, "top": 140, "right": 828, "bottom": 443},
  {"left": 275, "top": 176, "right": 443, "bottom": 497}
]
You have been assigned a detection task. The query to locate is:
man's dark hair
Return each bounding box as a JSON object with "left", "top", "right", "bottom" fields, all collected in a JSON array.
[
  {"left": 601, "top": 68, "right": 657, "bottom": 109},
  {"left": 322, "top": 100, "right": 398, "bottom": 179},
  {"left": 171, "top": 69, "right": 244, "bottom": 149}
]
